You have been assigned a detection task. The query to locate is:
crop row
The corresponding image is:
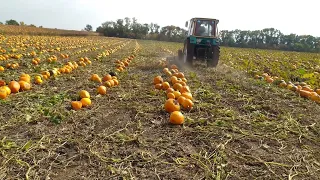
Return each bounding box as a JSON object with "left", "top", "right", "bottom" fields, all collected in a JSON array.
[
  {"left": 70, "top": 41, "right": 141, "bottom": 110},
  {"left": 0, "top": 39, "right": 132, "bottom": 100}
]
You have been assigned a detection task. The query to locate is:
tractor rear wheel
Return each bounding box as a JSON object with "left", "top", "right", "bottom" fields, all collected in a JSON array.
[
  {"left": 183, "top": 40, "right": 194, "bottom": 66},
  {"left": 207, "top": 45, "right": 220, "bottom": 67},
  {"left": 178, "top": 49, "right": 183, "bottom": 61}
]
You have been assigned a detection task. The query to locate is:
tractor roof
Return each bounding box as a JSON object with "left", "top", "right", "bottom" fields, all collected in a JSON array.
[{"left": 191, "top": 17, "right": 219, "bottom": 21}]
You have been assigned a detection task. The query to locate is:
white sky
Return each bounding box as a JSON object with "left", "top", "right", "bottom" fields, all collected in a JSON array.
[{"left": 0, "top": 0, "right": 319, "bottom": 37}]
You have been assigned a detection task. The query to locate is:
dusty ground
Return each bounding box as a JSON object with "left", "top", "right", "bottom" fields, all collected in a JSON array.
[{"left": 0, "top": 39, "right": 320, "bottom": 180}]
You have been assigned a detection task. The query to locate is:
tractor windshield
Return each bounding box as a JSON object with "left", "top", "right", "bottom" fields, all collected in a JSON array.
[{"left": 194, "top": 20, "right": 215, "bottom": 37}]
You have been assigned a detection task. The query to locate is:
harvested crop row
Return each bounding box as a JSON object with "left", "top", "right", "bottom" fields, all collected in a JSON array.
[
  {"left": 153, "top": 59, "right": 194, "bottom": 125},
  {"left": 70, "top": 41, "right": 140, "bottom": 110},
  {"left": 0, "top": 41, "right": 131, "bottom": 100},
  {"left": 254, "top": 72, "right": 320, "bottom": 103}
]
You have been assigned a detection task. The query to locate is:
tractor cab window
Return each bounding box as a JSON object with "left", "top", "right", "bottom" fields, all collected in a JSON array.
[{"left": 195, "top": 20, "right": 215, "bottom": 37}]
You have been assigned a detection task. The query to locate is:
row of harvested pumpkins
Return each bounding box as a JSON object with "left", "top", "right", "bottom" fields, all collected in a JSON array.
[
  {"left": 70, "top": 48, "right": 139, "bottom": 110},
  {"left": 31, "top": 42, "right": 127, "bottom": 84},
  {"left": 0, "top": 55, "right": 98, "bottom": 100},
  {"left": 254, "top": 73, "right": 320, "bottom": 103},
  {"left": 153, "top": 64, "right": 194, "bottom": 125},
  {"left": 0, "top": 74, "right": 32, "bottom": 99},
  {"left": 71, "top": 73, "right": 120, "bottom": 110}
]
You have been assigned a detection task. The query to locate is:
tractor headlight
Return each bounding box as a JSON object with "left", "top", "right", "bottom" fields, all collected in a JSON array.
[{"left": 196, "top": 39, "right": 202, "bottom": 43}]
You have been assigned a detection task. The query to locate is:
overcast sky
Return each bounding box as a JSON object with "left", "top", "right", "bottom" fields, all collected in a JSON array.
[{"left": 0, "top": 0, "right": 319, "bottom": 37}]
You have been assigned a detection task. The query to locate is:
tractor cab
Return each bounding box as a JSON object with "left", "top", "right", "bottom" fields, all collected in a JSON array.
[{"left": 185, "top": 18, "right": 219, "bottom": 38}]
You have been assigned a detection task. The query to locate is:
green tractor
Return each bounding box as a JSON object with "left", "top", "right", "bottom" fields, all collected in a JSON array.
[{"left": 177, "top": 17, "right": 220, "bottom": 67}]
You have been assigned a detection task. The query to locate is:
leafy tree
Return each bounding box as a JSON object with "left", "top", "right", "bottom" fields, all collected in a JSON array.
[
  {"left": 5, "top": 19, "right": 19, "bottom": 26},
  {"left": 84, "top": 24, "right": 92, "bottom": 31},
  {"left": 20, "top": 21, "right": 25, "bottom": 26},
  {"left": 0, "top": 22, "right": 3, "bottom": 25}
]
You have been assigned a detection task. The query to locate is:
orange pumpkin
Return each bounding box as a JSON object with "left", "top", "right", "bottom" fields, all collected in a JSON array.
[
  {"left": 173, "top": 83, "right": 183, "bottom": 91},
  {"left": 173, "top": 91, "right": 181, "bottom": 99},
  {"left": 97, "top": 86, "right": 107, "bottom": 95},
  {"left": 162, "top": 82, "right": 170, "bottom": 90},
  {"left": 1, "top": 86, "right": 11, "bottom": 95},
  {"left": 167, "top": 93, "right": 175, "bottom": 99},
  {"left": 154, "top": 76, "right": 163, "bottom": 85},
  {"left": 19, "top": 81, "right": 31, "bottom": 91},
  {"left": 113, "top": 79, "right": 119, "bottom": 86},
  {"left": 266, "top": 77, "right": 274, "bottom": 83},
  {"left": 8, "top": 81, "right": 20, "bottom": 93},
  {"left": 169, "top": 111, "right": 184, "bottom": 125},
  {"left": 79, "top": 90, "right": 90, "bottom": 99},
  {"left": 20, "top": 75, "right": 30, "bottom": 83},
  {"left": 81, "top": 98, "right": 92, "bottom": 107},
  {"left": 103, "top": 74, "right": 112, "bottom": 82},
  {"left": 71, "top": 101, "right": 82, "bottom": 110},
  {"left": 177, "top": 72, "right": 184, "bottom": 78},
  {"left": 299, "top": 90, "right": 311, "bottom": 98},
  {"left": 0, "top": 88, "right": 7, "bottom": 99},
  {"left": 180, "top": 86, "right": 191, "bottom": 93},
  {"left": 170, "top": 64, "right": 178, "bottom": 70},
  {"left": 181, "top": 98, "right": 193, "bottom": 110},
  {"left": 164, "top": 99, "right": 180, "bottom": 113},
  {"left": 177, "top": 96, "right": 186, "bottom": 105},
  {"left": 166, "top": 88, "right": 175, "bottom": 94},
  {"left": 181, "top": 92, "right": 193, "bottom": 100},
  {"left": 104, "top": 81, "right": 112, "bottom": 88},
  {"left": 0, "top": 80, "right": 6, "bottom": 87},
  {"left": 108, "top": 80, "right": 115, "bottom": 87}
]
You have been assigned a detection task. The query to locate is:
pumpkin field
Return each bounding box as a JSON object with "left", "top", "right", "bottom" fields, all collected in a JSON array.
[{"left": 0, "top": 30, "right": 320, "bottom": 179}]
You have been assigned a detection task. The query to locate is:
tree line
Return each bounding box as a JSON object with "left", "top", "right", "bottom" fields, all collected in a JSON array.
[
  {"left": 219, "top": 28, "right": 320, "bottom": 53},
  {"left": 2, "top": 18, "right": 319, "bottom": 53},
  {"left": 95, "top": 17, "right": 187, "bottom": 42},
  {"left": 0, "top": 19, "right": 38, "bottom": 27}
]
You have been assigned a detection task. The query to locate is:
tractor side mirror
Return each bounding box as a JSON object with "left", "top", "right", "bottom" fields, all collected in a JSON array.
[{"left": 185, "top": 21, "right": 188, "bottom": 28}]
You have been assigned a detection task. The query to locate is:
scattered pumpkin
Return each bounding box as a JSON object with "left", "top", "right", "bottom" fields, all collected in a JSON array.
[
  {"left": 0, "top": 80, "right": 6, "bottom": 87},
  {"left": 177, "top": 96, "right": 186, "bottom": 105},
  {"left": 173, "top": 83, "right": 183, "bottom": 91},
  {"left": 79, "top": 90, "right": 90, "bottom": 99},
  {"left": 181, "top": 92, "right": 193, "bottom": 100},
  {"left": 103, "top": 74, "right": 112, "bottom": 82},
  {"left": 1, "top": 86, "right": 11, "bottom": 95},
  {"left": 169, "top": 111, "right": 184, "bottom": 125},
  {"left": 71, "top": 101, "right": 82, "bottom": 110},
  {"left": 167, "top": 92, "right": 175, "bottom": 99},
  {"left": 0, "top": 88, "right": 7, "bottom": 99},
  {"left": 181, "top": 98, "right": 193, "bottom": 110},
  {"left": 154, "top": 76, "right": 163, "bottom": 85},
  {"left": 155, "top": 83, "right": 162, "bottom": 90},
  {"left": 298, "top": 90, "right": 311, "bottom": 98},
  {"left": 19, "top": 81, "right": 31, "bottom": 91},
  {"left": 162, "top": 82, "right": 170, "bottom": 90},
  {"left": 173, "top": 91, "right": 181, "bottom": 99},
  {"left": 81, "top": 98, "right": 92, "bottom": 107},
  {"left": 164, "top": 99, "right": 180, "bottom": 113},
  {"left": 166, "top": 88, "right": 175, "bottom": 94},
  {"left": 8, "top": 81, "right": 20, "bottom": 93},
  {"left": 97, "top": 86, "right": 107, "bottom": 95}
]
